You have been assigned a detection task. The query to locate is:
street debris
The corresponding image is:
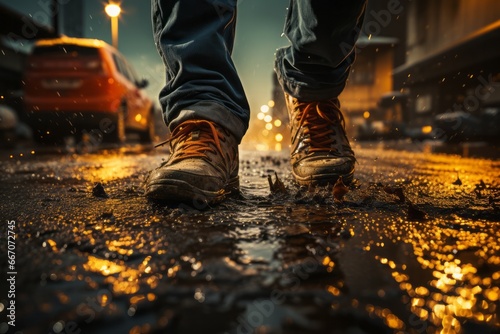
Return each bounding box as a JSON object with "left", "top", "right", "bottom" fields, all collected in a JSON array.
[
  {"left": 338, "top": 228, "right": 353, "bottom": 239},
  {"left": 282, "top": 223, "right": 310, "bottom": 237},
  {"left": 383, "top": 185, "right": 405, "bottom": 202},
  {"left": 92, "top": 182, "right": 108, "bottom": 198},
  {"left": 407, "top": 201, "right": 429, "bottom": 221},
  {"left": 474, "top": 179, "right": 487, "bottom": 198},
  {"left": 268, "top": 172, "right": 287, "bottom": 194},
  {"left": 452, "top": 172, "right": 462, "bottom": 186},
  {"left": 332, "top": 176, "right": 349, "bottom": 202}
]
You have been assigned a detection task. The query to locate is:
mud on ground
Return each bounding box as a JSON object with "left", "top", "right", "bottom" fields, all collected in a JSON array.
[{"left": 0, "top": 147, "right": 499, "bottom": 334}]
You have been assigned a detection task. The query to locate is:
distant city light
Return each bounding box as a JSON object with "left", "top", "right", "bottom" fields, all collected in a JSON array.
[
  {"left": 363, "top": 111, "right": 370, "bottom": 119},
  {"left": 422, "top": 125, "right": 433, "bottom": 134},
  {"left": 105, "top": 2, "right": 121, "bottom": 48},
  {"left": 275, "top": 133, "right": 283, "bottom": 142},
  {"left": 265, "top": 123, "right": 273, "bottom": 130},
  {"left": 274, "top": 119, "right": 282, "bottom": 127},
  {"left": 268, "top": 100, "right": 275, "bottom": 108},
  {"left": 264, "top": 115, "right": 272, "bottom": 123},
  {"left": 260, "top": 105, "right": 270, "bottom": 113},
  {"left": 257, "top": 112, "right": 265, "bottom": 120}
]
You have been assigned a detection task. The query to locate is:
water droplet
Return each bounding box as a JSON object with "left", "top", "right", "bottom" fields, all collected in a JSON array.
[
  {"left": 194, "top": 289, "right": 205, "bottom": 303},
  {"left": 127, "top": 305, "right": 137, "bottom": 316},
  {"left": 53, "top": 321, "right": 64, "bottom": 333}
]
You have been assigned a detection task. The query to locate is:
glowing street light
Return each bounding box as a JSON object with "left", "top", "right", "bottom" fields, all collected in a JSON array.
[{"left": 105, "top": 3, "right": 121, "bottom": 49}]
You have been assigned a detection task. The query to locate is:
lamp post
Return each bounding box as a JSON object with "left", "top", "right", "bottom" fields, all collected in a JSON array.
[{"left": 105, "top": 3, "right": 121, "bottom": 49}]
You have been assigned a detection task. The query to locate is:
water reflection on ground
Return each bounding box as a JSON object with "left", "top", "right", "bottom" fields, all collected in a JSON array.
[{"left": 0, "top": 145, "right": 499, "bottom": 334}]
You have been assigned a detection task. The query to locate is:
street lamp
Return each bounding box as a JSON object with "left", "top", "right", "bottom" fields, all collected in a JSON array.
[{"left": 105, "top": 2, "right": 121, "bottom": 49}]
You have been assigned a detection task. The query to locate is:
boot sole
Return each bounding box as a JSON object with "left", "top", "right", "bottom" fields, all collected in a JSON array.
[
  {"left": 292, "top": 169, "right": 354, "bottom": 186},
  {"left": 145, "top": 177, "right": 239, "bottom": 205}
]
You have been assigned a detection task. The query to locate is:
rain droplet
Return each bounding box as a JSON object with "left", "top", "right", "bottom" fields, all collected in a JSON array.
[
  {"left": 53, "top": 321, "right": 64, "bottom": 333},
  {"left": 194, "top": 289, "right": 205, "bottom": 303},
  {"left": 127, "top": 305, "right": 137, "bottom": 316}
]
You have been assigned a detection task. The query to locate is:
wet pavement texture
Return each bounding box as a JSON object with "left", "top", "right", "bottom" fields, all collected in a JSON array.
[{"left": 0, "top": 144, "right": 499, "bottom": 334}]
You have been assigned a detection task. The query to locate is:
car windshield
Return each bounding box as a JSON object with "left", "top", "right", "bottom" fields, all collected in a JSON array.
[
  {"left": 29, "top": 44, "right": 102, "bottom": 72},
  {"left": 33, "top": 44, "right": 99, "bottom": 57}
]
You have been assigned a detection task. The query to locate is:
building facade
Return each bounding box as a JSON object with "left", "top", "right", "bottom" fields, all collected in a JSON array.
[{"left": 393, "top": 0, "right": 500, "bottom": 126}]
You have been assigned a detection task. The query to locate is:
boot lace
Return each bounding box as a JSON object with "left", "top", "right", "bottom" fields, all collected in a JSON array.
[
  {"left": 155, "top": 120, "right": 225, "bottom": 164},
  {"left": 293, "top": 99, "right": 347, "bottom": 154}
]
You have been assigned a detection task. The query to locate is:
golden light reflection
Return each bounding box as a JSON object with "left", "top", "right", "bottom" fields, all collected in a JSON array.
[
  {"left": 130, "top": 294, "right": 145, "bottom": 305},
  {"left": 56, "top": 292, "right": 70, "bottom": 304},
  {"left": 327, "top": 285, "right": 340, "bottom": 296},
  {"left": 372, "top": 213, "right": 499, "bottom": 333},
  {"left": 43, "top": 239, "right": 58, "bottom": 252},
  {"left": 322, "top": 256, "right": 335, "bottom": 273},
  {"left": 84, "top": 256, "right": 124, "bottom": 276},
  {"left": 167, "top": 264, "right": 181, "bottom": 278},
  {"left": 365, "top": 305, "right": 405, "bottom": 330},
  {"left": 484, "top": 288, "right": 499, "bottom": 301},
  {"left": 83, "top": 255, "right": 158, "bottom": 296},
  {"left": 75, "top": 154, "right": 140, "bottom": 182},
  {"left": 106, "top": 237, "right": 134, "bottom": 256}
]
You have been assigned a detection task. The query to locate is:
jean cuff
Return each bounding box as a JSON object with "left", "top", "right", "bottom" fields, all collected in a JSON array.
[
  {"left": 274, "top": 48, "right": 349, "bottom": 101},
  {"left": 169, "top": 101, "right": 247, "bottom": 144}
]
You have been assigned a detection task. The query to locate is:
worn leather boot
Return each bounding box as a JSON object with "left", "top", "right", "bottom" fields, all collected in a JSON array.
[
  {"left": 286, "top": 94, "right": 355, "bottom": 185},
  {"left": 146, "top": 120, "right": 239, "bottom": 204}
]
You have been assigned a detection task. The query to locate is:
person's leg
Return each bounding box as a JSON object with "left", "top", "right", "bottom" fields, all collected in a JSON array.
[
  {"left": 275, "top": 0, "right": 366, "bottom": 186},
  {"left": 152, "top": 0, "right": 249, "bottom": 142},
  {"left": 147, "top": 0, "right": 247, "bottom": 204},
  {"left": 275, "top": 0, "right": 366, "bottom": 100}
]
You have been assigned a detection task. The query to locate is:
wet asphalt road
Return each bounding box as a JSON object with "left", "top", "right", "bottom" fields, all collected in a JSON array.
[{"left": 0, "top": 143, "right": 499, "bottom": 334}]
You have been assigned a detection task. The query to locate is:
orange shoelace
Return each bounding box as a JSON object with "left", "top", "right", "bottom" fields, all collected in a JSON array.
[
  {"left": 155, "top": 120, "right": 225, "bottom": 164},
  {"left": 292, "top": 100, "right": 346, "bottom": 153}
]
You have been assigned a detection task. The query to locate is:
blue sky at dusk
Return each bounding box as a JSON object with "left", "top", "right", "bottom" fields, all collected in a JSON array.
[{"left": 0, "top": 0, "right": 290, "bottom": 118}]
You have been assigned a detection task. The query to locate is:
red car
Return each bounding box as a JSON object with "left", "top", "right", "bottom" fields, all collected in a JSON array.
[{"left": 24, "top": 37, "right": 155, "bottom": 144}]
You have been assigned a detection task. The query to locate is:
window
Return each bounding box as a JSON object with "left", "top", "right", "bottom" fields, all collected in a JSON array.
[
  {"left": 33, "top": 45, "right": 99, "bottom": 57},
  {"left": 112, "top": 53, "right": 133, "bottom": 81},
  {"left": 415, "top": 94, "right": 432, "bottom": 114},
  {"left": 415, "top": 0, "right": 430, "bottom": 44}
]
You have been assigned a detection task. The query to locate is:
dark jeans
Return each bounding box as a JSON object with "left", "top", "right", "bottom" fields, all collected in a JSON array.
[{"left": 152, "top": 0, "right": 366, "bottom": 142}]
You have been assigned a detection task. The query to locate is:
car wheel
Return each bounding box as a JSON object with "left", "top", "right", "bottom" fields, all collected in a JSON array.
[{"left": 104, "top": 102, "right": 126, "bottom": 143}]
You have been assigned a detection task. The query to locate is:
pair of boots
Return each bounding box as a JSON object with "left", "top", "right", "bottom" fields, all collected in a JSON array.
[{"left": 146, "top": 94, "right": 355, "bottom": 204}]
